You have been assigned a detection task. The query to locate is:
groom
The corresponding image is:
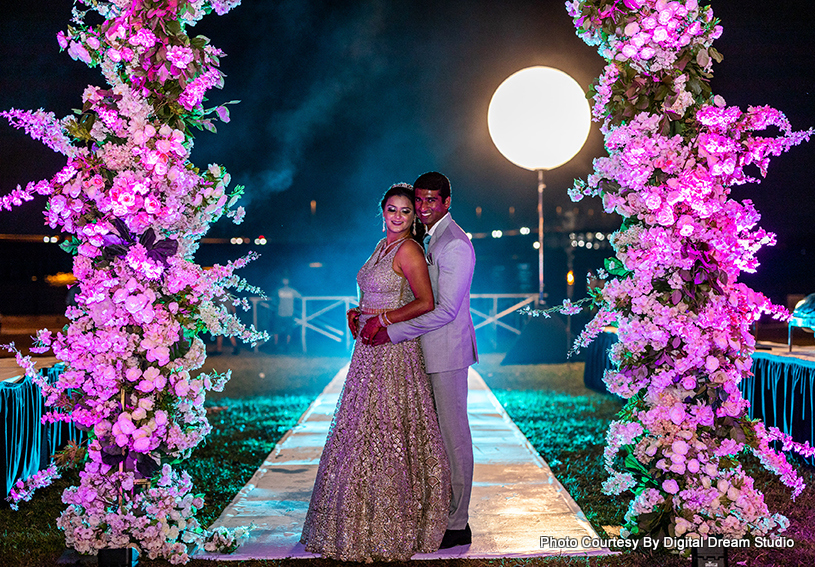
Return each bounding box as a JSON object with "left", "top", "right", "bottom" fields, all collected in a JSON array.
[{"left": 369, "top": 171, "right": 478, "bottom": 549}]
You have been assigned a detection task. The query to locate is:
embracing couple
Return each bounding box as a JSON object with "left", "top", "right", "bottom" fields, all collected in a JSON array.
[{"left": 299, "top": 172, "right": 478, "bottom": 561}]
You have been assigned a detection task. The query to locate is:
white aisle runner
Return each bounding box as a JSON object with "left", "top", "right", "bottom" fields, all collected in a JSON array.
[{"left": 195, "top": 365, "right": 611, "bottom": 560}]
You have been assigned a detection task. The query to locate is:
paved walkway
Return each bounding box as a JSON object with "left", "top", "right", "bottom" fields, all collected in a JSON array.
[{"left": 196, "top": 365, "right": 610, "bottom": 560}]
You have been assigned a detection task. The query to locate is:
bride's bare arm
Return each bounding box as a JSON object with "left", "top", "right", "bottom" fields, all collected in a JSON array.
[
  {"left": 387, "top": 239, "right": 434, "bottom": 323},
  {"left": 359, "top": 240, "right": 433, "bottom": 341}
]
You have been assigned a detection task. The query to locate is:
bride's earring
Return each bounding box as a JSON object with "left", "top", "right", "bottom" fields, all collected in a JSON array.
[
  {"left": 412, "top": 220, "right": 417, "bottom": 235},
  {"left": 382, "top": 219, "right": 386, "bottom": 232}
]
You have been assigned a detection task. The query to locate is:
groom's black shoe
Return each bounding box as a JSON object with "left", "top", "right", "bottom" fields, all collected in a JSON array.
[{"left": 438, "top": 524, "right": 472, "bottom": 550}]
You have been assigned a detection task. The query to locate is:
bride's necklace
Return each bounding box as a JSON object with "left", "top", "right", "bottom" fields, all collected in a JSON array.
[{"left": 375, "top": 235, "right": 410, "bottom": 264}]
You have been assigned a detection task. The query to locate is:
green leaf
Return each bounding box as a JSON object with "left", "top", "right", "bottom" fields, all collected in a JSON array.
[
  {"left": 729, "top": 425, "right": 747, "bottom": 444},
  {"left": 719, "top": 455, "right": 738, "bottom": 470},
  {"left": 604, "top": 257, "right": 632, "bottom": 278},
  {"left": 696, "top": 48, "right": 711, "bottom": 69},
  {"left": 165, "top": 18, "right": 182, "bottom": 36},
  {"left": 624, "top": 452, "right": 649, "bottom": 476},
  {"left": 59, "top": 237, "right": 81, "bottom": 255},
  {"left": 669, "top": 120, "right": 686, "bottom": 137},
  {"left": 635, "top": 96, "right": 650, "bottom": 110}
]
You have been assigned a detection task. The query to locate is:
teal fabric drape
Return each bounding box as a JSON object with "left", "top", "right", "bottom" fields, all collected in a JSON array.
[
  {"left": 742, "top": 352, "right": 815, "bottom": 466},
  {"left": 1, "top": 365, "right": 84, "bottom": 497}
]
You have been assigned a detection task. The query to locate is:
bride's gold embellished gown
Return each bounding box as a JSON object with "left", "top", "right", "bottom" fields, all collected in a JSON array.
[{"left": 300, "top": 238, "right": 451, "bottom": 562}]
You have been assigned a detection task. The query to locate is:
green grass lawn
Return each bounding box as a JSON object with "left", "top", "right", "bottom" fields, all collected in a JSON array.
[{"left": 2, "top": 353, "right": 814, "bottom": 566}]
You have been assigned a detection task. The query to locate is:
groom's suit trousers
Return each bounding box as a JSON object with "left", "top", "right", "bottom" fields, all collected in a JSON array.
[{"left": 429, "top": 367, "right": 473, "bottom": 531}]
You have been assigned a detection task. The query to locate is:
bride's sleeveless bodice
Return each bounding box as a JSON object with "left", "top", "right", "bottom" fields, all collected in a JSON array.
[{"left": 357, "top": 238, "right": 415, "bottom": 312}]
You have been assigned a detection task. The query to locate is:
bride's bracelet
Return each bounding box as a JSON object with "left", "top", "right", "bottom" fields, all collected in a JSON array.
[{"left": 378, "top": 312, "right": 393, "bottom": 327}]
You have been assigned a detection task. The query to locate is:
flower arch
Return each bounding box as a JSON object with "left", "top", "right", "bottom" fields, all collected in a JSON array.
[
  {"left": 3, "top": 0, "right": 262, "bottom": 561},
  {"left": 566, "top": 0, "right": 813, "bottom": 540}
]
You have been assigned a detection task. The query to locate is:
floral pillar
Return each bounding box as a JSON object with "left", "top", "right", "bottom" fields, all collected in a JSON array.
[
  {"left": 3, "top": 0, "right": 262, "bottom": 562},
  {"left": 566, "top": 0, "right": 813, "bottom": 540}
]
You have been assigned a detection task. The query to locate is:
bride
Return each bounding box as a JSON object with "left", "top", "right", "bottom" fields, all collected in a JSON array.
[{"left": 300, "top": 183, "right": 451, "bottom": 561}]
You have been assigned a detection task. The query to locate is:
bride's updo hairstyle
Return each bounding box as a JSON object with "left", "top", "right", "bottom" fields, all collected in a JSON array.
[{"left": 380, "top": 182, "right": 426, "bottom": 244}]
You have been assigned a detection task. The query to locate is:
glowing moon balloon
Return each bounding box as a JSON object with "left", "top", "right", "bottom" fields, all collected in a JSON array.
[{"left": 488, "top": 66, "right": 591, "bottom": 171}]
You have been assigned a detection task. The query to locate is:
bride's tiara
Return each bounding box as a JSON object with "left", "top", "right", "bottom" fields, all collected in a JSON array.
[{"left": 390, "top": 182, "right": 413, "bottom": 190}]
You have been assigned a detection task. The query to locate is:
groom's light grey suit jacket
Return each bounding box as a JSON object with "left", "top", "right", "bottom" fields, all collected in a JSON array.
[{"left": 388, "top": 214, "right": 478, "bottom": 373}]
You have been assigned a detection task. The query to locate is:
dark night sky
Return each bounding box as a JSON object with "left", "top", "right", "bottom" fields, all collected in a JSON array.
[{"left": 1, "top": 1, "right": 813, "bottom": 300}]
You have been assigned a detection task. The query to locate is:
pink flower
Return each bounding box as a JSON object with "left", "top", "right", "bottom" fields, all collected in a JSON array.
[
  {"left": 210, "top": 0, "right": 242, "bottom": 16},
  {"left": 144, "top": 194, "right": 161, "bottom": 214},
  {"left": 132, "top": 437, "right": 151, "bottom": 452},
  {"left": 663, "top": 479, "right": 680, "bottom": 494},
  {"left": 558, "top": 298, "right": 583, "bottom": 316},
  {"left": 652, "top": 27, "right": 669, "bottom": 43},
  {"left": 656, "top": 206, "right": 675, "bottom": 226},
  {"left": 106, "top": 48, "right": 122, "bottom": 63},
  {"left": 669, "top": 405, "right": 685, "bottom": 425},
  {"left": 117, "top": 415, "right": 136, "bottom": 435},
  {"left": 232, "top": 206, "right": 245, "bottom": 224},
  {"left": 67, "top": 41, "right": 92, "bottom": 64},
  {"left": 672, "top": 439, "right": 689, "bottom": 456},
  {"left": 125, "top": 293, "right": 150, "bottom": 314},
  {"left": 178, "top": 69, "right": 222, "bottom": 110},
  {"left": 705, "top": 356, "right": 720, "bottom": 373},
  {"left": 129, "top": 28, "right": 157, "bottom": 49},
  {"left": 166, "top": 46, "right": 194, "bottom": 69},
  {"left": 174, "top": 380, "right": 190, "bottom": 397}
]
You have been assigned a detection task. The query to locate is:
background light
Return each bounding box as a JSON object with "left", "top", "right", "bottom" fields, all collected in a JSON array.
[
  {"left": 487, "top": 66, "right": 591, "bottom": 171},
  {"left": 519, "top": 226, "right": 531, "bottom": 235},
  {"left": 488, "top": 65, "right": 591, "bottom": 304},
  {"left": 491, "top": 230, "right": 503, "bottom": 238}
]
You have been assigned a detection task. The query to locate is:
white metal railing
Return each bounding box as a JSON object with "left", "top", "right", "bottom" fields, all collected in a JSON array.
[
  {"left": 469, "top": 293, "right": 539, "bottom": 350},
  {"left": 250, "top": 293, "right": 539, "bottom": 353}
]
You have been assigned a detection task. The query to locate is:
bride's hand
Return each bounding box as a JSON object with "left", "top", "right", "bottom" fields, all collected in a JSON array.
[
  {"left": 359, "top": 316, "right": 382, "bottom": 344},
  {"left": 347, "top": 308, "right": 361, "bottom": 338}
]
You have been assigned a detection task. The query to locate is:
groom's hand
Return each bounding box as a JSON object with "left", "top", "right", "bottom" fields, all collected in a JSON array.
[
  {"left": 369, "top": 327, "right": 391, "bottom": 346},
  {"left": 359, "top": 316, "right": 382, "bottom": 344}
]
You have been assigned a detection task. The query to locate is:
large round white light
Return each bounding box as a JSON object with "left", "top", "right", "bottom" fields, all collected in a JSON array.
[{"left": 488, "top": 66, "right": 591, "bottom": 171}]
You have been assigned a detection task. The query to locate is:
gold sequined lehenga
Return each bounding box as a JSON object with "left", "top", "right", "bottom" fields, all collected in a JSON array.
[{"left": 300, "top": 238, "right": 451, "bottom": 562}]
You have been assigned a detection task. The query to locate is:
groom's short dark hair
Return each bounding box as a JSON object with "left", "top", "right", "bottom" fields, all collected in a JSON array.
[{"left": 413, "top": 171, "right": 451, "bottom": 200}]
